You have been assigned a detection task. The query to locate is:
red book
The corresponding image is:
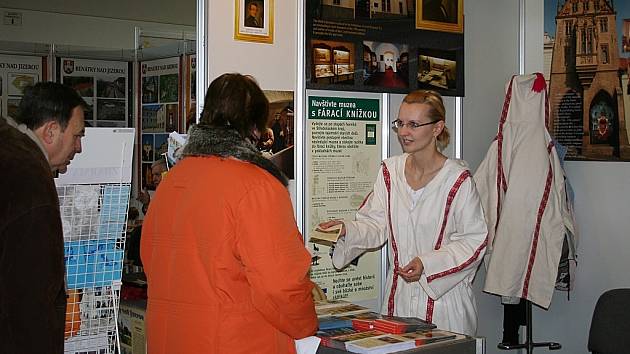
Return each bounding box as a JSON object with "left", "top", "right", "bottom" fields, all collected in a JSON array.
[{"left": 373, "top": 316, "right": 436, "bottom": 334}]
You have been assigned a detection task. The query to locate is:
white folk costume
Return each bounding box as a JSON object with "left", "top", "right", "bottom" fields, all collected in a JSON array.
[
  {"left": 333, "top": 155, "right": 488, "bottom": 336},
  {"left": 474, "top": 73, "right": 576, "bottom": 309}
]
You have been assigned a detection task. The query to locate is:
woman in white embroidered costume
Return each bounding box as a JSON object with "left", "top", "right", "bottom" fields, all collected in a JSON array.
[{"left": 320, "top": 90, "right": 488, "bottom": 335}]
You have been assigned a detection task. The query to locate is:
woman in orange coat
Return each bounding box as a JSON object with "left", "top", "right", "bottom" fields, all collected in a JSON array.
[{"left": 140, "top": 73, "right": 318, "bottom": 353}]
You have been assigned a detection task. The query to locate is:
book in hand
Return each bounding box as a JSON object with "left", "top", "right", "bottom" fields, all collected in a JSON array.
[
  {"left": 372, "top": 315, "right": 436, "bottom": 334},
  {"left": 309, "top": 224, "right": 343, "bottom": 245},
  {"left": 345, "top": 333, "right": 416, "bottom": 354},
  {"left": 397, "top": 329, "right": 458, "bottom": 346}
]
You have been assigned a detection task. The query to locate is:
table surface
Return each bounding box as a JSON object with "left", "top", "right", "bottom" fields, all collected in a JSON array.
[{"left": 316, "top": 335, "right": 477, "bottom": 354}]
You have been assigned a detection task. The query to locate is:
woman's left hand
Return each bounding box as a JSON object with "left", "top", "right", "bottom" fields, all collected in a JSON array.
[{"left": 398, "top": 257, "right": 424, "bottom": 283}]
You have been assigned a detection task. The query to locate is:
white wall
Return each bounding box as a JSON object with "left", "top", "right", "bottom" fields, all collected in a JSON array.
[
  {"left": 1, "top": 0, "right": 195, "bottom": 26},
  {"left": 0, "top": 7, "right": 194, "bottom": 50},
  {"left": 461, "top": 1, "right": 520, "bottom": 353},
  {"left": 207, "top": 0, "right": 296, "bottom": 91}
]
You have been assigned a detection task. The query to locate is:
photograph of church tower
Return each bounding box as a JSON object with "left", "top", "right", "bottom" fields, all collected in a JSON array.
[{"left": 546, "top": 0, "right": 630, "bottom": 160}]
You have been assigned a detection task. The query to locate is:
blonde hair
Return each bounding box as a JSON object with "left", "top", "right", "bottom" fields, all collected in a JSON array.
[{"left": 402, "top": 90, "right": 450, "bottom": 151}]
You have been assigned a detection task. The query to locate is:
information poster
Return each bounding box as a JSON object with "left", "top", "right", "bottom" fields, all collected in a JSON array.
[
  {"left": 140, "top": 57, "right": 181, "bottom": 191},
  {"left": 185, "top": 54, "right": 196, "bottom": 131},
  {"left": 306, "top": 0, "right": 465, "bottom": 96},
  {"left": 60, "top": 58, "right": 129, "bottom": 128},
  {"left": 306, "top": 90, "right": 383, "bottom": 302},
  {"left": 543, "top": 0, "right": 630, "bottom": 160},
  {"left": 0, "top": 54, "right": 42, "bottom": 119}
]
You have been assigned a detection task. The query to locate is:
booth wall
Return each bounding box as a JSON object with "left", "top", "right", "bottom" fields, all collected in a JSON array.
[
  {"left": 464, "top": 1, "right": 630, "bottom": 354},
  {"left": 521, "top": 3, "right": 630, "bottom": 354},
  {"left": 1, "top": 0, "right": 194, "bottom": 27},
  {"left": 461, "top": 1, "right": 519, "bottom": 352},
  {"left": 207, "top": 0, "right": 296, "bottom": 91},
  {"left": 0, "top": 7, "right": 194, "bottom": 49}
]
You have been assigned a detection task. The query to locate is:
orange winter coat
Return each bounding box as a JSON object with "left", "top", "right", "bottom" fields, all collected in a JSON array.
[{"left": 140, "top": 156, "right": 318, "bottom": 354}]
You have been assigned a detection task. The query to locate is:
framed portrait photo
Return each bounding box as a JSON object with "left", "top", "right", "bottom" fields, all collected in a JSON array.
[
  {"left": 416, "top": 0, "right": 464, "bottom": 33},
  {"left": 234, "top": 0, "right": 274, "bottom": 44}
]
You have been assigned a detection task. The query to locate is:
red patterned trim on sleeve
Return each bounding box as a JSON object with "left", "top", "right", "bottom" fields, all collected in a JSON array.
[
  {"left": 358, "top": 191, "right": 373, "bottom": 210},
  {"left": 425, "top": 297, "right": 435, "bottom": 323},
  {"left": 427, "top": 170, "right": 487, "bottom": 283},
  {"left": 434, "top": 170, "right": 472, "bottom": 250}
]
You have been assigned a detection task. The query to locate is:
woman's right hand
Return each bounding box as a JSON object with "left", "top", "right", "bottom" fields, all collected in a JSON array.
[{"left": 317, "top": 220, "right": 346, "bottom": 237}]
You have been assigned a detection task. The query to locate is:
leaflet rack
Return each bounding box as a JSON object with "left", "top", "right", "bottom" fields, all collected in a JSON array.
[{"left": 59, "top": 183, "right": 130, "bottom": 354}]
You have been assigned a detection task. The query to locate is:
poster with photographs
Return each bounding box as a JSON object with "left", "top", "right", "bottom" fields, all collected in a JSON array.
[
  {"left": 139, "top": 57, "right": 181, "bottom": 191},
  {"left": 543, "top": 0, "right": 630, "bottom": 161},
  {"left": 186, "top": 54, "right": 197, "bottom": 131},
  {"left": 60, "top": 58, "right": 130, "bottom": 128},
  {"left": 140, "top": 57, "right": 180, "bottom": 133},
  {"left": 306, "top": 0, "right": 464, "bottom": 96},
  {"left": 305, "top": 90, "right": 383, "bottom": 302},
  {"left": 0, "top": 54, "right": 42, "bottom": 119}
]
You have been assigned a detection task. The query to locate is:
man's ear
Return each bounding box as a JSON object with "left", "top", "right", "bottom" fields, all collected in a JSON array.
[{"left": 38, "top": 120, "right": 61, "bottom": 145}]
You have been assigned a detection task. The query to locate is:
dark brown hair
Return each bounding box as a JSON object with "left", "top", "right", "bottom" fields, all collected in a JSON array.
[
  {"left": 402, "top": 90, "right": 450, "bottom": 151},
  {"left": 199, "top": 73, "right": 269, "bottom": 137},
  {"left": 16, "top": 82, "right": 87, "bottom": 131}
]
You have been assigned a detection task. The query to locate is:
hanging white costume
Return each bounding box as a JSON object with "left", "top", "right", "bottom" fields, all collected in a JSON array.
[
  {"left": 474, "top": 73, "right": 576, "bottom": 309},
  {"left": 333, "top": 156, "right": 488, "bottom": 336}
]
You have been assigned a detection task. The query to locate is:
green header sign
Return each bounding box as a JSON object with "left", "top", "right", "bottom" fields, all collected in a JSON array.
[{"left": 308, "top": 96, "right": 380, "bottom": 121}]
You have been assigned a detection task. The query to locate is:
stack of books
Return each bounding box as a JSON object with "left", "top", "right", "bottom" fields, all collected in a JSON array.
[
  {"left": 315, "top": 300, "right": 373, "bottom": 330},
  {"left": 345, "top": 333, "right": 416, "bottom": 353},
  {"left": 372, "top": 315, "right": 436, "bottom": 334},
  {"left": 315, "top": 300, "right": 459, "bottom": 353},
  {"left": 344, "top": 330, "right": 457, "bottom": 353},
  {"left": 397, "top": 330, "right": 458, "bottom": 346},
  {"left": 318, "top": 330, "right": 387, "bottom": 350}
]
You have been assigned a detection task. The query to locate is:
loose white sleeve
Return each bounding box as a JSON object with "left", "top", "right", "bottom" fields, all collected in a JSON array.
[
  {"left": 332, "top": 166, "right": 389, "bottom": 269},
  {"left": 418, "top": 178, "right": 488, "bottom": 299}
]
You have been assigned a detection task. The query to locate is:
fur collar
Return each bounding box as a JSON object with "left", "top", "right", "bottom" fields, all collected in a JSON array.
[{"left": 182, "top": 124, "right": 288, "bottom": 186}]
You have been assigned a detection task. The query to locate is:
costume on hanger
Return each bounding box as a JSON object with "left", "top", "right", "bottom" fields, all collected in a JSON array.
[
  {"left": 333, "top": 155, "right": 487, "bottom": 336},
  {"left": 474, "top": 73, "right": 577, "bottom": 309}
]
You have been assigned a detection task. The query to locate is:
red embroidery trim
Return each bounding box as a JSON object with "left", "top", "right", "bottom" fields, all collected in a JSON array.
[
  {"left": 521, "top": 141, "right": 555, "bottom": 298},
  {"left": 427, "top": 170, "right": 487, "bottom": 283},
  {"left": 382, "top": 163, "right": 400, "bottom": 316},
  {"left": 434, "top": 171, "right": 472, "bottom": 250},
  {"left": 358, "top": 191, "right": 373, "bottom": 210},
  {"left": 426, "top": 298, "right": 435, "bottom": 323},
  {"left": 494, "top": 76, "right": 515, "bottom": 234},
  {"left": 427, "top": 238, "right": 488, "bottom": 282}
]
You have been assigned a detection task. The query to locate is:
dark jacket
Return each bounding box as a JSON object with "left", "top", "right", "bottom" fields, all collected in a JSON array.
[{"left": 0, "top": 116, "right": 66, "bottom": 354}]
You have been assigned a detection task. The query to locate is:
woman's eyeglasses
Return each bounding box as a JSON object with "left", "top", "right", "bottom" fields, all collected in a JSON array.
[{"left": 391, "top": 119, "right": 438, "bottom": 130}]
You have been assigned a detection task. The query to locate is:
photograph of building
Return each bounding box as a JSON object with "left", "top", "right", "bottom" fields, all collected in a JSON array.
[{"left": 546, "top": 0, "right": 630, "bottom": 160}]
